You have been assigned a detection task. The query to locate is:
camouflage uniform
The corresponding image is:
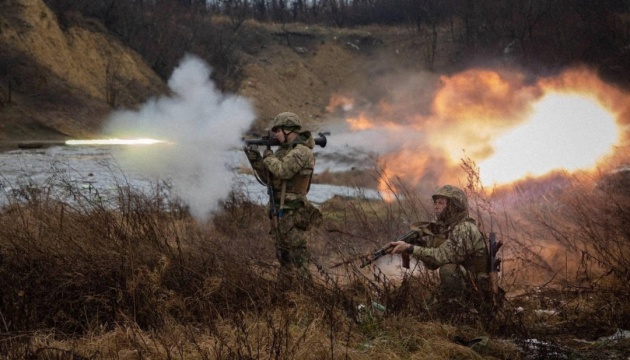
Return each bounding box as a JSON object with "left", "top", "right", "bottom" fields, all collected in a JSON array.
[
  {"left": 409, "top": 185, "right": 491, "bottom": 315},
  {"left": 246, "top": 112, "right": 322, "bottom": 287}
]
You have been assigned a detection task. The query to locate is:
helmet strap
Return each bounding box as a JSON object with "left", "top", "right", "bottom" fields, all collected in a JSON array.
[{"left": 281, "top": 128, "right": 296, "bottom": 142}]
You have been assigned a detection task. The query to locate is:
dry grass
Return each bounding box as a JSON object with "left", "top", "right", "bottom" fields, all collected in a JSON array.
[{"left": 1, "top": 163, "right": 629, "bottom": 359}]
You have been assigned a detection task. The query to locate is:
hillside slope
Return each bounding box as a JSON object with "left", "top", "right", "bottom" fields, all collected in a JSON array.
[
  {"left": 0, "top": 0, "right": 437, "bottom": 142},
  {"left": 0, "top": 0, "right": 166, "bottom": 141},
  {"left": 235, "top": 21, "right": 433, "bottom": 132}
]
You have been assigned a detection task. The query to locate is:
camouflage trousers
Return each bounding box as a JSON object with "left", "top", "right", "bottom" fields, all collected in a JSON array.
[
  {"left": 431, "top": 264, "right": 494, "bottom": 320},
  {"left": 271, "top": 207, "right": 313, "bottom": 288}
]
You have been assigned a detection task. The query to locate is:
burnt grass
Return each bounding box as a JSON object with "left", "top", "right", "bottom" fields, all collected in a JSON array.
[{"left": 0, "top": 171, "right": 629, "bottom": 359}]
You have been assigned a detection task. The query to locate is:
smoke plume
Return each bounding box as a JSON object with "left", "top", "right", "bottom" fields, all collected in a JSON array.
[{"left": 103, "top": 54, "right": 256, "bottom": 221}]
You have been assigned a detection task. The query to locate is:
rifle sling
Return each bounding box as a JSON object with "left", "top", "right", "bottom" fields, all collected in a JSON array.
[{"left": 280, "top": 180, "right": 287, "bottom": 214}]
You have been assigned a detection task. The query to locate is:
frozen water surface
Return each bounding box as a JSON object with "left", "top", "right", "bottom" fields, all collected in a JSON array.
[{"left": 0, "top": 145, "right": 380, "bottom": 210}]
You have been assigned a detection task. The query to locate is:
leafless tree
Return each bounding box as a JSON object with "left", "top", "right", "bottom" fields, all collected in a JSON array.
[{"left": 0, "top": 55, "right": 21, "bottom": 105}]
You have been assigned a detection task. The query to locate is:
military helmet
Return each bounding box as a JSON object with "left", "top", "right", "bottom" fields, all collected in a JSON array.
[
  {"left": 432, "top": 185, "right": 468, "bottom": 211},
  {"left": 271, "top": 112, "right": 302, "bottom": 131}
]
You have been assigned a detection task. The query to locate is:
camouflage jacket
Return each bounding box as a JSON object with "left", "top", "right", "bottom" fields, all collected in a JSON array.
[
  {"left": 250, "top": 131, "right": 316, "bottom": 207},
  {"left": 411, "top": 218, "right": 488, "bottom": 274}
]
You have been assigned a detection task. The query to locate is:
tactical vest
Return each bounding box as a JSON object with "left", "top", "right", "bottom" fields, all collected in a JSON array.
[
  {"left": 412, "top": 220, "right": 489, "bottom": 275},
  {"left": 281, "top": 169, "right": 313, "bottom": 196},
  {"left": 275, "top": 170, "right": 313, "bottom": 211},
  {"left": 274, "top": 142, "right": 314, "bottom": 210}
]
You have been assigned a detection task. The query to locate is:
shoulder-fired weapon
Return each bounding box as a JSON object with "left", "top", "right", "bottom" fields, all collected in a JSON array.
[{"left": 243, "top": 131, "right": 328, "bottom": 148}]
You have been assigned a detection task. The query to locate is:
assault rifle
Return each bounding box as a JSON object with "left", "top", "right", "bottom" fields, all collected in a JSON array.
[
  {"left": 488, "top": 231, "right": 503, "bottom": 304},
  {"left": 331, "top": 230, "right": 421, "bottom": 269},
  {"left": 243, "top": 131, "right": 329, "bottom": 148},
  {"left": 267, "top": 168, "right": 282, "bottom": 243}
]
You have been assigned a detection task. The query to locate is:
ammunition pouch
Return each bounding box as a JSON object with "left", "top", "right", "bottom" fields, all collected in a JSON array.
[
  {"left": 293, "top": 201, "right": 323, "bottom": 230},
  {"left": 284, "top": 172, "right": 312, "bottom": 196},
  {"left": 429, "top": 234, "right": 447, "bottom": 248},
  {"left": 465, "top": 255, "right": 489, "bottom": 275}
]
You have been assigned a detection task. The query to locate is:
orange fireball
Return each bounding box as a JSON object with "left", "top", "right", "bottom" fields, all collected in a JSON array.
[{"left": 327, "top": 66, "right": 627, "bottom": 194}]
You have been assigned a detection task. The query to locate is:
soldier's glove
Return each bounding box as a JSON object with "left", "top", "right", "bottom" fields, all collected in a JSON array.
[
  {"left": 244, "top": 145, "right": 261, "bottom": 161},
  {"left": 262, "top": 148, "right": 274, "bottom": 158}
]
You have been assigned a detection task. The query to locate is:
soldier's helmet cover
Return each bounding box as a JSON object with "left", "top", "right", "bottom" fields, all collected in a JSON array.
[
  {"left": 432, "top": 185, "right": 468, "bottom": 211},
  {"left": 271, "top": 112, "right": 302, "bottom": 131}
]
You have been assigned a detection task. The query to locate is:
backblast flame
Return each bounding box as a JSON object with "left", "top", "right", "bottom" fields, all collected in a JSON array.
[
  {"left": 478, "top": 92, "right": 619, "bottom": 186},
  {"left": 328, "top": 67, "right": 627, "bottom": 196},
  {"left": 66, "top": 138, "right": 167, "bottom": 146}
]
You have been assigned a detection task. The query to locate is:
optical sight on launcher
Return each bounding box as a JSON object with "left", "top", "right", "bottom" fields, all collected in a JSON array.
[{"left": 243, "top": 131, "right": 328, "bottom": 148}]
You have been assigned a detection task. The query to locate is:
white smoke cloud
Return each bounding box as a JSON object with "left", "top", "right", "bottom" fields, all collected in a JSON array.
[{"left": 103, "top": 54, "right": 256, "bottom": 221}]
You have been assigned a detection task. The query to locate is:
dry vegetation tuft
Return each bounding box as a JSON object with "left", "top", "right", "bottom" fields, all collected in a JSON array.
[{"left": 1, "top": 162, "right": 629, "bottom": 358}]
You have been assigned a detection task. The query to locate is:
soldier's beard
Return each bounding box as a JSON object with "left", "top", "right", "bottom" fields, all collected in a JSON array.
[
  {"left": 437, "top": 205, "right": 467, "bottom": 226},
  {"left": 436, "top": 207, "right": 450, "bottom": 223}
]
